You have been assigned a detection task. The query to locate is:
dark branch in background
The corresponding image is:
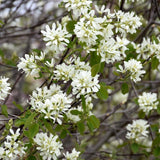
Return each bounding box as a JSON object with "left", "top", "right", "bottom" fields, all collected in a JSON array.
[
  {"left": 134, "top": 21, "right": 154, "bottom": 43},
  {"left": 134, "top": 0, "right": 157, "bottom": 43},
  {"left": 120, "top": 0, "right": 125, "bottom": 11},
  {"left": 0, "top": 63, "right": 17, "bottom": 69},
  {"left": 154, "top": 0, "right": 160, "bottom": 19}
]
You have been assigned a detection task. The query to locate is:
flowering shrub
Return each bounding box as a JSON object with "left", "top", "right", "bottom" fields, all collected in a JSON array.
[{"left": 0, "top": 0, "right": 160, "bottom": 159}]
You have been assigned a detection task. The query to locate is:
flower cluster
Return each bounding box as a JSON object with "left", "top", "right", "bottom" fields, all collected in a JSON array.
[
  {"left": 63, "top": 148, "right": 81, "bottom": 160},
  {"left": 0, "top": 128, "right": 26, "bottom": 160},
  {"left": 71, "top": 70, "right": 99, "bottom": 97},
  {"left": 54, "top": 57, "right": 100, "bottom": 98},
  {"left": 72, "top": 4, "right": 141, "bottom": 63},
  {"left": 41, "top": 22, "right": 71, "bottom": 54},
  {"left": 115, "top": 11, "right": 142, "bottom": 35},
  {"left": 118, "top": 59, "right": 146, "bottom": 82},
  {"left": 0, "top": 76, "right": 11, "bottom": 101},
  {"left": 17, "top": 54, "right": 40, "bottom": 76},
  {"left": 126, "top": 119, "right": 149, "bottom": 142},
  {"left": 74, "top": 10, "right": 105, "bottom": 47},
  {"left": 132, "top": 37, "right": 160, "bottom": 61},
  {"left": 34, "top": 133, "right": 63, "bottom": 160},
  {"left": 63, "top": 0, "right": 92, "bottom": 19},
  {"left": 30, "top": 84, "right": 72, "bottom": 124},
  {"left": 97, "top": 36, "right": 129, "bottom": 63},
  {"left": 138, "top": 92, "right": 159, "bottom": 114}
]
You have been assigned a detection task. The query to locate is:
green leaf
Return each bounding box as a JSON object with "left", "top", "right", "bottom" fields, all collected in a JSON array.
[
  {"left": 125, "top": 43, "right": 137, "bottom": 60},
  {"left": 121, "top": 83, "right": 129, "bottom": 94},
  {"left": 54, "top": 125, "right": 63, "bottom": 132},
  {"left": 32, "top": 49, "right": 41, "bottom": 54},
  {"left": 66, "top": 20, "right": 76, "bottom": 34},
  {"left": 15, "top": 119, "right": 26, "bottom": 127},
  {"left": 131, "top": 143, "right": 139, "bottom": 153},
  {"left": 91, "top": 63, "right": 101, "bottom": 77},
  {"left": 43, "top": 119, "right": 55, "bottom": 135},
  {"left": 24, "top": 123, "right": 39, "bottom": 139},
  {"left": 13, "top": 101, "right": 24, "bottom": 112},
  {"left": 0, "top": 49, "right": 4, "bottom": 57},
  {"left": 70, "top": 110, "right": 82, "bottom": 115},
  {"left": 153, "top": 134, "right": 160, "bottom": 146},
  {"left": 157, "top": 106, "right": 160, "bottom": 114},
  {"left": 96, "top": 82, "right": 108, "bottom": 100},
  {"left": 66, "top": 85, "right": 72, "bottom": 95},
  {"left": 151, "top": 57, "right": 159, "bottom": 70},
  {"left": 1, "top": 105, "right": 8, "bottom": 117},
  {"left": 60, "top": 129, "right": 67, "bottom": 139},
  {"left": 26, "top": 156, "right": 36, "bottom": 160},
  {"left": 87, "top": 115, "right": 100, "bottom": 132},
  {"left": 99, "top": 62, "right": 105, "bottom": 73},
  {"left": 24, "top": 112, "right": 37, "bottom": 128},
  {"left": 153, "top": 147, "right": 160, "bottom": 157},
  {"left": 81, "top": 95, "right": 86, "bottom": 112},
  {"left": 138, "top": 110, "right": 145, "bottom": 119},
  {"left": 0, "top": 20, "right": 4, "bottom": 27},
  {"left": 77, "top": 121, "right": 85, "bottom": 135},
  {"left": 113, "top": 71, "right": 120, "bottom": 76},
  {"left": 90, "top": 52, "right": 101, "bottom": 66},
  {"left": 152, "top": 35, "right": 159, "bottom": 44}
]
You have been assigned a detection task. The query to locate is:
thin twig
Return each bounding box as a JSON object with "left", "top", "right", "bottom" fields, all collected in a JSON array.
[{"left": 130, "top": 80, "right": 138, "bottom": 97}]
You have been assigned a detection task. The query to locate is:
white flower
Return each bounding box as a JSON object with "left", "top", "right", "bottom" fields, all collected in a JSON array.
[
  {"left": 84, "top": 10, "right": 105, "bottom": 30},
  {"left": 138, "top": 92, "right": 159, "bottom": 114},
  {"left": 45, "top": 58, "right": 55, "bottom": 68},
  {"left": 134, "top": 37, "right": 160, "bottom": 61},
  {"left": 97, "top": 38, "right": 123, "bottom": 63},
  {"left": 97, "top": 36, "right": 129, "bottom": 64},
  {"left": 0, "top": 128, "right": 26, "bottom": 160},
  {"left": 30, "top": 84, "right": 72, "bottom": 124},
  {"left": 74, "top": 57, "right": 91, "bottom": 71},
  {"left": 54, "top": 57, "right": 91, "bottom": 83},
  {"left": 115, "top": 11, "right": 142, "bottom": 35},
  {"left": 41, "top": 22, "right": 71, "bottom": 54},
  {"left": 118, "top": 59, "right": 145, "bottom": 82},
  {"left": 74, "top": 17, "right": 102, "bottom": 46},
  {"left": 34, "top": 133, "right": 63, "bottom": 160},
  {"left": 42, "top": 92, "right": 72, "bottom": 124},
  {"left": 95, "top": 5, "right": 111, "bottom": 15},
  {"left": 63, "top": 148, "right": 80, "bottom": 160},
  {"left": 63, "top": 0, "right": 92, "bottom": 18},
  {"left": 30, "top": 84, "right": 62, "bottom": 108},
  {"left": 0, "top": 77, "right": 11, "bottom": 101},
  {"left": 116, "top": 36, "right": 130, "bottom": 55},
  {"left": 74, "top": 19, "right": 96, "bottom": 46},
  {"left": 134, "top": 38, "right": 152, "bottom": 59},
  {"left": 54, "top": 63, "right": 75, "bottom": 82},
  {"left": 126, "top": 119, "right": 149, "bottom": 142},
  {"left": 35, "top": 51, "right": 46, "bottom": 61},
  {"left": 71, "top": 70, "right": 100, "bottom": 98},
  {"left": 61, "top": 16, "right": 71, "bottom": 26},
  {"left": 101, "top": 24, "right": 114, "bottom": 40},
  {"left": 17, "top": 54, "right": 40, "bottom": 76}
]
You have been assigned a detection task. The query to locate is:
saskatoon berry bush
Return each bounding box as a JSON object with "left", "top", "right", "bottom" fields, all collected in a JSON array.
[{"left": 0, "top": 0, "right": 160, "bottom": 159}]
